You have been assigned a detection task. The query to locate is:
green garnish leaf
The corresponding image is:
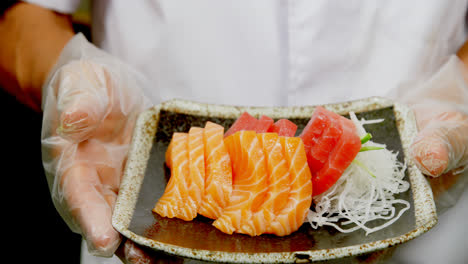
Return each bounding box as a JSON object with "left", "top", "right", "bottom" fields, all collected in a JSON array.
[
  {"left": 360, "top": 133, "right": 372, "bottom": 144},
  {"left": 359, "top": 146, "right": 384, "bottom": 152}
]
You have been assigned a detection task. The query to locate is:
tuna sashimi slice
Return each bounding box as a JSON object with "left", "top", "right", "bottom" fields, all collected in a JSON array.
[
  {"left": 255, "top": 115, "right": 274, "bottom": 133},
  {"left": 153, "top": 133, "right": 197, "bottom": 221},
  {"left": 267, "top": 137, "right": 312, "bottom": 236},
  {"left": 213, "top": 131, "right": 269, "bottom": 236},
  {"left": 252, "top": 133, "right": 291, "bottom": 234},
  {"left": 269, "top": 119, "right": 298, "bottom": 137},
  {"left": 224, "top": 112, "right": 258, "bottom": 138},
  {"left": 187, "top": 127, "right": 205, "bottom": 209},
  {"left": 198, "top": 122, "right": 232, "bottom": 219},
  {"left": 299, "top": 106, "right": 331, "bottom": 156},
  {"left": 312, "top": 117, "right": 361, "bottom": 196},
  {"left": 307, "top": 114, "right": 343, "bottom": 173}
]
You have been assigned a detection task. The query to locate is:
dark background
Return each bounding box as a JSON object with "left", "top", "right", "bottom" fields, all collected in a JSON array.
[{"left": 1, "top": 89, "right": 82, "bottom": 263}]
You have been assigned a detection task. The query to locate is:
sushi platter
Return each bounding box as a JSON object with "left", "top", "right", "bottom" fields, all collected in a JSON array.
[{"left": 112, "top": 97, "right": 437, "bottom": 263}]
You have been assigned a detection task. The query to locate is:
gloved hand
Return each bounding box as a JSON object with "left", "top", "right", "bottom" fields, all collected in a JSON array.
[
  {"left": 411, "top": 109, "right": 467, "bottom": 177},
  {"left": 394, "top": 55, "right": 468, "bottom": 213},
  {"left": 41, "top": 33, "right": 151, "bottom": 259}
]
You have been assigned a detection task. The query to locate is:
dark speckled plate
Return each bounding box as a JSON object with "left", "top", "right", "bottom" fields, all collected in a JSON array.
[{"left": 112, "top": 97, "right": 437, "bottom": 263}]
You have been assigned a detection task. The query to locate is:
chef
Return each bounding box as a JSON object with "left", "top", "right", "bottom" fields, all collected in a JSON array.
[{"left": 0, "top": 1, "right": 467, "bottom": 263}]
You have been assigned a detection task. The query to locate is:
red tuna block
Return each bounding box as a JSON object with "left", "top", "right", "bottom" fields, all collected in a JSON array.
[
  {"left": 299, "top": 107, "right": 331, "bottom": 155},
  {"left": 312, "top": 117, "right": 361, "bottom": 196},
  {"left": 269, "top": 119, "right": 298, "bottom": 137},
  {"left": 224, "top": 112, "right": 258, "bottom": 138},
  {"left": 255, "top": 115, "right": 274, "bottom": 133},
  {"left": 299, "top": 106, "right": 361, "bottom": 196},
  {"left": 307, "top": 113, "right": 343, "bottom": 173}
]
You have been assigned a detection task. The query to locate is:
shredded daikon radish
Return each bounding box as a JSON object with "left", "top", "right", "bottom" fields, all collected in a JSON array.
[{"left": 306, "top": 112, "right": 410, "bottom": 235}]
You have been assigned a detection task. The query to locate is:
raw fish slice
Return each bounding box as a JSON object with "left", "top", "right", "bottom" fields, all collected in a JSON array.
[
  {"left": 255, "top": 115, "right": 274, "bottom": 133},
  {"left": 307, "top": 114, "right": 342, "bottom": 173},
  {"left": 268, "top": 137, "right": 312, "bottom": 236},
  {"left": 224, "top": 112, "right": 258, "bottom": 137},
  {"left": 269, "top": 119, "right": 298, "bottom": 137},
  {"left": 165, "top": 140, "right": 173, "bottom": 168},
  {"left": 252, "top": 133, "right": 291, "bottom": 234},
  {"left": 188, "top": 127, "right": 205, "bottom": 208},
  {"left": 198, "top": 122, "right": 232, "bottom": 219},
  {"left": 213, "top": 131, "right": 269, "bottom": 236},
  {"left": 212, "top": 134, "right": 241, "bottom": 234},
  {"left": 312, "top": 118, "right": 361, "bottom": 196},
  {"left": 153, "top": 133, "right": 197, "bottom": 220},
  {"left": 299, "top": 106, "right": 331, "bottom": 156}
]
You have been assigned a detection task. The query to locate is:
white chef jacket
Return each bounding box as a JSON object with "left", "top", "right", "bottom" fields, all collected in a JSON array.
[{"left": 26, "top": 0, "right": 468, "bottom": 263}]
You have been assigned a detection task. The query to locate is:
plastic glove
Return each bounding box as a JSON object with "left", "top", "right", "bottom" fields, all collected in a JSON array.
[
  {"left": 392, "top": 55, "right": 468, "bottom": 213},
  {"left": 411, "top": 110, "right": 467, "bottom": 177},
  {"left": 41, "top": 33, "right": 151, "bottom": 257},
  {"left": 404, "top": 56, "right": 468, "bottom": 178}
]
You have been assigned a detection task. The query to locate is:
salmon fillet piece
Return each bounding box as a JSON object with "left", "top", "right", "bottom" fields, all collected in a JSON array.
[
  {"left": 213, "top": 131, "right": 269, "bottom": 236},
  {"left": 267, "top": 137, "right": 313, "bottom": 236},
  {"left": 188, "top": 127, "right": 205, "bottom": 209},
  {"left": 153, "top": 133, "right": 197, "bottom": 221},
  {"left": 198, "top": 122, "right": 233, "bottom": 219},
  {"left": 252, "top": 133, "right": 292, "bottom": 234}
]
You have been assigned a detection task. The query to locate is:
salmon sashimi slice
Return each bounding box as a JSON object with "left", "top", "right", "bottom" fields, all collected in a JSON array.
[
  {"left": 312, "top": 117, "right": 361, "bottom": 196},
  {"left": 307, "top": 114, "right": 343, "bottom": 173},
  {"left": 188, "top": 127, "right": 205, "bottom": 209},
  {"left": 153, "top": 133, "right": 197, "bottom": 221},
  {"left": 252, "top": 133, "right": 291, "bottom": 234},
  {"left": 213, "top": 131, "right": 269, "bottom": 236},
  {"left": 165, "top": 139, "right": 174, "bottom": 169},
  {"left": 267, "top": 137, "right": 312, "bottom": 236},
  {"left": 198, "top": 121, "right": 233, "bottom": 219},
  {"left": 269, "top": 119, "right": 298, "bottom": 137},
  {"left": 224, "top": 112, "right": 259, "bottom": 138}
]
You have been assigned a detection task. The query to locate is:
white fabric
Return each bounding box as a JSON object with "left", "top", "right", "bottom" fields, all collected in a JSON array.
[
  {"left": 89, "top": 0, "right": 467, "bottom": 107},
  {"left": 26, "top": 0, "right": 81, "bottom": 14},
  {"left": 24, "top": 0, "right": 468, "bottom": 263},
  {"left": 92, "top": 1, "right": 287, "bottom": 107}
]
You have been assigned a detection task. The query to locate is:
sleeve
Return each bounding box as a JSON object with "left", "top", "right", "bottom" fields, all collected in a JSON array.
[{"left": 23, "top": 0, "right": 82, "bottom": 14}]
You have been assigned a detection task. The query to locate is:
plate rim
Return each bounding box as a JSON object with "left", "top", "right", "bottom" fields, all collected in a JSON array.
[{"left": 112, "top": 96, "right": 437, "bottom": 263}]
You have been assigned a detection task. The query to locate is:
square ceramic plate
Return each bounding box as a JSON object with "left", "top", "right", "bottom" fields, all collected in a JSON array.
[{"left": 112, "top": 97, "right": 437, "bottom": 263}]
